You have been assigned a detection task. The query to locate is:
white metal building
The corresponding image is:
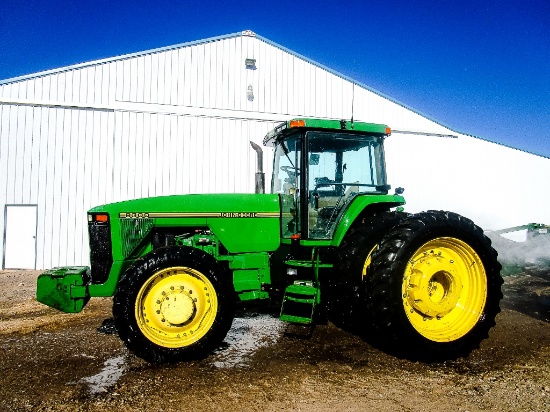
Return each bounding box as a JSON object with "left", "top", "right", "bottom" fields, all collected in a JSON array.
[{"left": 1, "top": 30, "right": 549, "bottom": 269}]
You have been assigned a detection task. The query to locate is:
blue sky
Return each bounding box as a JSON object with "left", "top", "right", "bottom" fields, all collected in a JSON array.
[{"left": 1, "top": 0, "right": 549, "bottom": 157}]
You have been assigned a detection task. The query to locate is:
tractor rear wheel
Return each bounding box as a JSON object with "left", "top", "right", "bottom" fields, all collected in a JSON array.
[
  {"left": 366, "top": 211, "right": 502, "bottom": 361},
  {"left": 330, "top": 211, "right": 408, "bottom": 330},
  {"left": 113, "top": 246, "right": 235, "bottom": 364}
]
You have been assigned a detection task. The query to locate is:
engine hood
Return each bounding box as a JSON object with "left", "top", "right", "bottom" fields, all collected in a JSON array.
[
  {"left": 89, "top": 193, "right": 280, "bottom": 215},
  {"left": 88, "top": 193, "right": 282, "bottom": 254}
]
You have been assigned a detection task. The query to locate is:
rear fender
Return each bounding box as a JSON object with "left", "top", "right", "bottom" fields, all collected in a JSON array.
[{"left": 331, "top": 195, "right": 405, "bottom": 246}]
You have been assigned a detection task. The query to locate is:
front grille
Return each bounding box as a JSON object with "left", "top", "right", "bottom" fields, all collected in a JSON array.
[
  {"left": 88, "top": 220, "right": 113, "bottom": 284},
  {"left": 120, "top": 218, "right": 155, "bottom": 258}
]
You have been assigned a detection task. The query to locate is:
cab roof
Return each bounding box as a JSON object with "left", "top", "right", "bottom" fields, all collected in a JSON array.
[{"left": 263, "top": 118, "right": 391, "bottom": 146}]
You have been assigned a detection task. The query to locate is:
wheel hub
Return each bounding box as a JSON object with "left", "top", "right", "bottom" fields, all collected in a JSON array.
[
  {"left": 158, "top": 289, "right": 196, "bottom": 326},
  {"left": 408, "top": 267, "right": 462, "bottom": 318}
]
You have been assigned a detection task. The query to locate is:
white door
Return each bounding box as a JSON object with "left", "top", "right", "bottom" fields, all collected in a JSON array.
[{"left": 3, "top": 205, "right": 38, "bottom": 269}]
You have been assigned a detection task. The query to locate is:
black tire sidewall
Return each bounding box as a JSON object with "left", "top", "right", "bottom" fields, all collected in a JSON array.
[
  {"left": 330, "top": 211, "right": 408, "bottom": 329},
  {"left": 113, "top": 246, "right": 235, "bottom": 364}
]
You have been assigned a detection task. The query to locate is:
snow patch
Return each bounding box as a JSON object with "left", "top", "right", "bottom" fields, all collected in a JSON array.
[
  {"left": 80, "top": 355, "right": 127, "bottom": 394},
  {"left": 211, "top": 315, "right": 284, "bottom": 368}
]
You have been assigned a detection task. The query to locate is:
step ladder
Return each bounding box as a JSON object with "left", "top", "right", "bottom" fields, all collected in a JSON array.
[
  {"left": 279, "top": 247, "right": 332, "bottom": 325},
  {"left": 280, "top": 280, "right": 320, "bottom": 324}
]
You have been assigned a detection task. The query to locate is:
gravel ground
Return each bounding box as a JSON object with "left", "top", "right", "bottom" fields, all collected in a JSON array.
[{"left": 0, "top": 269, "right": 549, "bottom": 412}]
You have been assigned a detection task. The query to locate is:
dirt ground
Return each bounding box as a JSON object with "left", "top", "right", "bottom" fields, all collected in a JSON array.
[{"left": 1, "top": 269, "right": 549, "bottom": 412}]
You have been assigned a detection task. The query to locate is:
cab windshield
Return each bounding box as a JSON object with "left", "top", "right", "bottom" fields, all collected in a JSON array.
[{"left": 272, "top": 131, "right": 387, "bottom": 239}]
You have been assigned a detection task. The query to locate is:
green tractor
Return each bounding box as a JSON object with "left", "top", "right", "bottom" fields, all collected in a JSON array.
[{"left": 37, "top": 118, "right": 502, "bottom": 363}]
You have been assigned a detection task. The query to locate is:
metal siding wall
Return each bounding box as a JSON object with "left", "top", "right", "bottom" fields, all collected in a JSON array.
[
  {"left": 111, "top": 113, "right": 275, "bottom": 200},
  {"left": 0, "top": 103, "right": 114, "bottom": 269},
  {"left": 385, "top": 132, "right": 550, "bottom": 230},
  {"left": 0, "top": 106, "right": 9, "bottom": 267},
  {"left": 250, "top": 39, "right": 356, "bottom": 119},
  {"left": 352, "top": 85, "right": 454, "bottom": 134}
]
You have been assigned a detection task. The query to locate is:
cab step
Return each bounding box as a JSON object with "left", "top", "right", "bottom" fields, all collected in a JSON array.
[{"left": 280, "top": 281, "right": 320, "bottom": 325}]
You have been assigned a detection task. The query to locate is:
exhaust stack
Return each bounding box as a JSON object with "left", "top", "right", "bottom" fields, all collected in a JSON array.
[{"left": 250, "top": 141, "right": 265, "bottom": 194}]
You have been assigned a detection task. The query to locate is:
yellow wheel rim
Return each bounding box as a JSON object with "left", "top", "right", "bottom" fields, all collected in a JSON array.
[
  {"left": 135, "top": 266, "right": 218, "bottom": 348},
  {"left": 362, "top": 245, "right": 378, "bottom": 279},
  {"left": 402, "top": 237, "right": 487, "bottom": 342}
]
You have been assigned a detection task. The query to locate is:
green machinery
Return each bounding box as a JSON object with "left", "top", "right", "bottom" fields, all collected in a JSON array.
[
  {"left": 492, "top": 223, "right": 550, "bottom": 241},
  {"left": 37, "top": 118, "right": 503, "bottom": 363},
  {"left": 487, "top": 223, "right": 550, "bottom": 275}
]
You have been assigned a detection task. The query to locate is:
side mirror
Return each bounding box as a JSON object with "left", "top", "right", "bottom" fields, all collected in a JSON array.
[
  {"left": 394, "top": 187, "right": 405, "bottom": 195},
  {"left": 309, "top": 153, "right": 320, "bottom": 165}
]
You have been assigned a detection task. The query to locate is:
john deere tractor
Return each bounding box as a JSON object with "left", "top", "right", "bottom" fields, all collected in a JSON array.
[{"left": 37, "top": 118, "right": 502, "bottom": 363}]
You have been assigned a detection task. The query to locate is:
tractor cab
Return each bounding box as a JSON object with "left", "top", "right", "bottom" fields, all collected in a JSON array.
[{"left": 264, "top": 118, "right": 392, "bottom": 240}]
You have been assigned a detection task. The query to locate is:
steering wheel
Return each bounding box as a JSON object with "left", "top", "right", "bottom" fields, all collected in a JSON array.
[
  {"left": 281, "top": 165, "right": 300, "bottom": 177},
  {"left": 314, "top": 176, "right": 333, "bottom": 189}
]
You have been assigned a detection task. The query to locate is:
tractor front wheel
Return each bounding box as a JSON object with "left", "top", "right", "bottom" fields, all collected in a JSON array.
[
  {"left": 366, "top": 211, "right": 502, "bottom": 361},
  {"left": 113, "top": 246, "right": 235, "bottom": 364}
]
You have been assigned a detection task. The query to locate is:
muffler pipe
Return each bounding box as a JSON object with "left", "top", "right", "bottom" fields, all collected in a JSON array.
[{"left": 250, "top": 141, "right": 265, "bottom": 194}]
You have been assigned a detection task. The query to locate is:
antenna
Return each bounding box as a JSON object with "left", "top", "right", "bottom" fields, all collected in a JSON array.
[{"left": 351, "top": 83, "right": 355, "bottom": 129}]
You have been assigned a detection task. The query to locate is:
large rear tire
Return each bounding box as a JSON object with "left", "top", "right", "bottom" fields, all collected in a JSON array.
[
  {"left": 113, "top": 246, "right": 235, "bottom": 364},
  {"left": 330, "top": 211, "right": 408, "bottom": 330},
  {"left": 366, "top": 211, "right": 502, "bottom": 361}
]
